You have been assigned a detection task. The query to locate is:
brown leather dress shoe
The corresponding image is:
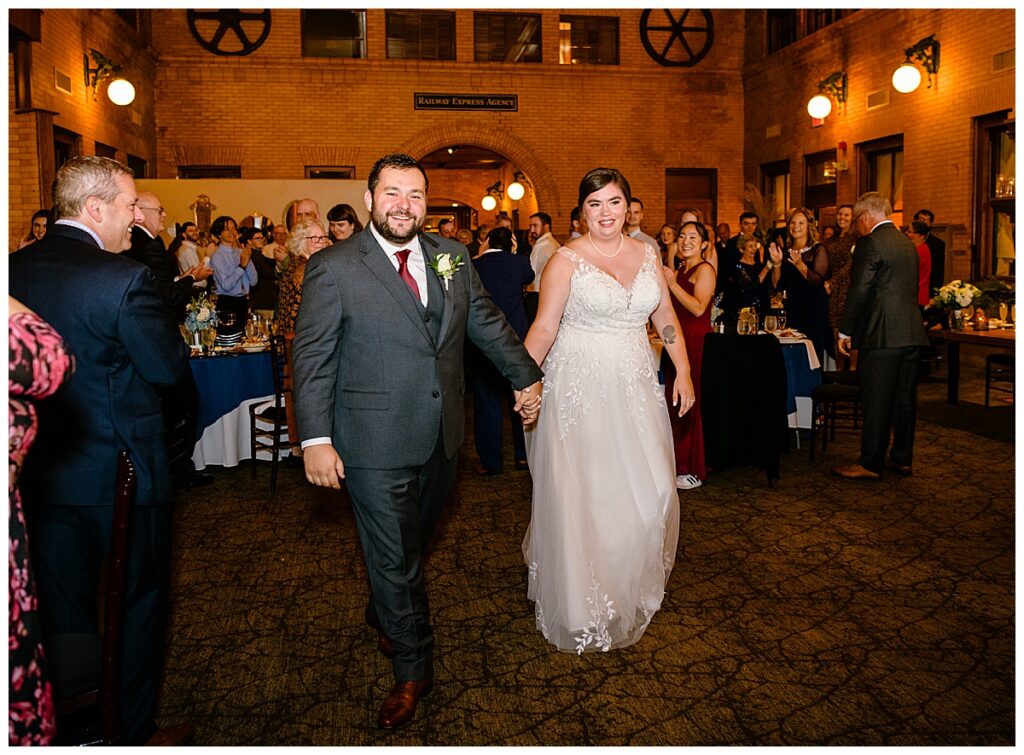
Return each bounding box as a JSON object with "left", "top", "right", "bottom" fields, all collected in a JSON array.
[
  {"left": 145, "top": 723, "right": 195, "bottom": 746},
  {"left": 378, "top": 679, "right": 434, "bottom": 728},
  {"left": 885, "top": 459, "right": 913, "bottom": 476},
  {"left": 831, "top": 463, "right": 881, "bottom": 479},
  {"left": 376, "top": 630, "right": 396, "bottom": 657}
]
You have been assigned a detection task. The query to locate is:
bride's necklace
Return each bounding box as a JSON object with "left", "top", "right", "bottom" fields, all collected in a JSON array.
[{"left": 587, "top": 232, "right": 624, "bottom": 258}]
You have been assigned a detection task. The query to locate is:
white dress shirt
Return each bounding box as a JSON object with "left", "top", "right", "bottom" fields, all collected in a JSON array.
[
  {"left": 369, "top": 223, "right": 428, "bottom": 307},
  {"left": 527, "top": 232, "right": 559, "bottom": 292}
]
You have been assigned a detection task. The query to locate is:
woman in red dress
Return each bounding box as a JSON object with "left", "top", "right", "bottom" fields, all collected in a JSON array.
[{"left": 661, "top": 222, "right": 716, "bottom": 490}]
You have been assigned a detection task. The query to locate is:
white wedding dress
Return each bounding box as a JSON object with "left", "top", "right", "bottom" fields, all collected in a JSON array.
[{"left": 523, "top": 244, "right": 679, "bottom": 654}]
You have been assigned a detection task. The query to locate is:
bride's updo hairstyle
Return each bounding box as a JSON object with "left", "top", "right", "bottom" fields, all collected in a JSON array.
[
  {"left": 577, "top": 167, "right": 632, "bottom": 210},
  {"left": 679, "top": 220, "right": 710, "bottom": 260}
]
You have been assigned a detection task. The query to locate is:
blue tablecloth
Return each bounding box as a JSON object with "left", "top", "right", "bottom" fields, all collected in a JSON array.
[
  {"left": 189, "top": 351, "right": 274, "bottom": 440},
  {"left": 780, "top": 343, "right": 822, "bottom": 414}
]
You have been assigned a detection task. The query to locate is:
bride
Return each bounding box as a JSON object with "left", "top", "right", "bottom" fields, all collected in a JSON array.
[{"left": 522, "top": 168, "right": 694, "bottom": 654}]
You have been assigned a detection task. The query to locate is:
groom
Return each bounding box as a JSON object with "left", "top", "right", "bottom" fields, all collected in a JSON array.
[{"left": 292, "top": 153, "right": 543, "bottom": 727}]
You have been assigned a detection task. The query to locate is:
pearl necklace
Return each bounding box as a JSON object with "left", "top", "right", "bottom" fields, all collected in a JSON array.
[{"left": 587, "top": 232, "right": 624, "bottom": 258}]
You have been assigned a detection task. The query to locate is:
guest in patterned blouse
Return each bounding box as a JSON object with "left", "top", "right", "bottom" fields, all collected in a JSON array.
[
  {"left": 276, "top": 219, "right": 331, "bottom": 461},
  {"left": 9, "top": 297, "right": 74, "bottom": 746}
]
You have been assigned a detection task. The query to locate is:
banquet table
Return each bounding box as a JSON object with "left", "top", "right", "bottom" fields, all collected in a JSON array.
[
  {"left": 927, "top": 327, "right": 1015, "bottom": 404},
  {"left": 189, "top": 348, "right": 282, "bottom": 469},
  {"left": 779, "top": 337, "right": 823, "bottom": 429},
  {"left": 701, "top": 333, "right": 790, "bottom": 484}
]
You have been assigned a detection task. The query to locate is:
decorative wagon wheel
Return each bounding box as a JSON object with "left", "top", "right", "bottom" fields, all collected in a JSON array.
[
  {"left": 639, "top": 9, "right": 714, "bottom": 68},
  {"left": 186, "top": 9, "right": 272, "bottom": 56}
]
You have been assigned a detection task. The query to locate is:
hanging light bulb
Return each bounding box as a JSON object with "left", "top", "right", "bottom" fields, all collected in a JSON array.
[
  {"left": 891, "top": 62, "right": 922, "bottom": 93},
  {"left": 506, "top": 181, "right": 525, "bottom": 201},
  {"left": 481, "top": 195, "right": 497, "bottom": 212},
  {"left": 107, "top": 77, "right": 136, "bottom": 106}
]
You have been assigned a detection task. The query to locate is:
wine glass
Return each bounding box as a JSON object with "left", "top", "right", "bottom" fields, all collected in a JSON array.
[
  {"left": 200, "top": 328, "right": 217, "bottom": 351},
  {"left": 998, "top": 302, "right": 1008, "bottom": 323},
  {"left": 776, "top": 312, "right": 787, "bottom": 331}
]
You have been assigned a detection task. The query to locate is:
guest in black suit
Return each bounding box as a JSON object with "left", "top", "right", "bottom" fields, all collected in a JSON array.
[
  {"left": 833, "top": 192, "right": 929, "bottom": 480},
  {"left": 127, "top": 191, "right": 213, "bottom": 491},
  {"left": 127, "top": 192, "right": 212, "bottom": 322},
  {"left": 8, "top": 157, "right": 193, "bottom": 746},
  {"left": 472, "top": 226, "right": 536, "bottom": 474}
]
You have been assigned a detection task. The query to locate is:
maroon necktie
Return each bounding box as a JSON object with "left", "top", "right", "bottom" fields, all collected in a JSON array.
[{"left": 394, "top": 249, "right": 421, "bottom": 301}]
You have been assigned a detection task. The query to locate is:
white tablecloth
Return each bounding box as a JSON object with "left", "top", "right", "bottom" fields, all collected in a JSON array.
[{"left": 192, "top": 395, "right": 292, "bottom": 470}]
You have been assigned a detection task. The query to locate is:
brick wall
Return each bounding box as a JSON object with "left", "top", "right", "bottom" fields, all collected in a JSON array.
[
  {"left": 7, "top": 9, "right": 158, "bottom": 237},
  {"left": 743, "top": 8, "right": 1015, "bottom": 278},
  {"left": 148, "top": 8, "right": 748, "bottom": 235}
]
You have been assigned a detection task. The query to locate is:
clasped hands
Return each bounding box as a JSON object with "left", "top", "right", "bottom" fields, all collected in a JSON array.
[{"left": 513, "top": 380, "right": 543, "bottom": 426}]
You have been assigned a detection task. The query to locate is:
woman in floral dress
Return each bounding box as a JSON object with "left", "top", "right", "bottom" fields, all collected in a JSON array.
[{"left": 9, "top": 297, "right": 74, "bottom": 745}]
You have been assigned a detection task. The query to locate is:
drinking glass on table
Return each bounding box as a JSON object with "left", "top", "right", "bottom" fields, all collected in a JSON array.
[
  {"left": 998, "top": 302, "right": 1008, "bottom": 323},
  {"left": 200, "top": 328, "right": 216, "bottom": 351},
  {"left": 765, "top": 314, "right": 778, "bottom": 333},
  {"left": 776, "top": 312, "right": 787, "bottom": 330}
]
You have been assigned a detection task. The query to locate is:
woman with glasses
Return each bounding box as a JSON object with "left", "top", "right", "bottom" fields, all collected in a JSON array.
[{"left": 276, "top": 219, "right": 331, "bottom": 462}]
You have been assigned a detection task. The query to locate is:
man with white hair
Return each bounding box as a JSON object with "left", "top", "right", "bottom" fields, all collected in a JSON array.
[{"left": 833, "top": 191, "right": 929, "bottom": 480}]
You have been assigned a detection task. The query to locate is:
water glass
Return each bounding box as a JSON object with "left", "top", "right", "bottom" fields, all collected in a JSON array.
[
  {"left": 777, "top": 313, "right": 787, "bottom": 330},
  {"left": 765, "top": 315, "right": 778, "bottom": 332}
]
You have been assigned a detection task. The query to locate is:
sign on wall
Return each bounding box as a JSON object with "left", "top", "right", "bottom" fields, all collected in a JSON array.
[{"left": 414, "top": 93, "right": 518, "bottom": 111}]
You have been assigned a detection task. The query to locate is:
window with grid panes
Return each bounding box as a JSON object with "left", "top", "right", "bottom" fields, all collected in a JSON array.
[
  {"left": 474, "top": 12, "right": 541, "bottom": 63},
  {"left": 386, "top": 10, "right": 455, "bottom": 61}
]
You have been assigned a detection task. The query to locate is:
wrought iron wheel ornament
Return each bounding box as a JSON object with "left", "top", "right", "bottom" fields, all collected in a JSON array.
[
  {"left": 639, "top": 9, "right": 714, "bottom": 67},
  {"left": 187, "top": 9, "right": 271, "bottom": 56}
]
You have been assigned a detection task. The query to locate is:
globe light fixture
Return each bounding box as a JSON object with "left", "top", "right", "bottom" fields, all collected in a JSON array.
[
  {"left": 507, "top": 181, "right": 525, "bottom": 201},
  {"left": 481, "top": 194, "right": 497, "bottom": 212},
  {"left": 891, "top": 35, "right": 940, "bottom": 94},
  {"left": 806, "top": 94, "right": 833, "bottom": 119},
  {"left": 107, "top": 77, "right": 136, "bottom": 106},
  {"left": 805, "top": 71, "right": 847, "bottom": 121},
  {"left": 480, "top": 181, "right": 504, "bottom": 212}
]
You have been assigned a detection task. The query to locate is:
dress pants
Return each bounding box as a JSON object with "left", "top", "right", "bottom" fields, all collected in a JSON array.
[
  {"left": 343, "top": 432, "right": 456, "bottom": 682},
  {"left": 473, "top": 361, "right": 527, "bottom": 473},
  {"left": 28, "top": 503, "right": 172, "bottom": 745},
  {"left": 857, "top": 346, "right": 920, "bottom": 473}
]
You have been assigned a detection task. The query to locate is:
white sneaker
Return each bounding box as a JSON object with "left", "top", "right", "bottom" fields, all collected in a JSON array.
[{"left": 675, "top": 474, "right": 703, "bottom": 490}]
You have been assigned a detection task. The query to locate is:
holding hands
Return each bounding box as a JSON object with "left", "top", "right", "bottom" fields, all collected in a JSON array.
[{"left": 514, "top": 380, "right": 543, "bottom": 426}]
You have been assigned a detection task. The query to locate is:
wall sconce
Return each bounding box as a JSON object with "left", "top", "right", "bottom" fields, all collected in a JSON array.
[
  {"left": 806, "top": 71, "right": 848, "bottom": 120},
  {"left": 892, "top": 35, "right": 940, "bottom": 93},
  {"left": 507, "top": 171, "right": 532, "bottom": 201},
  {"left": 480, "top": 181, "right": 503, "bottom": 212},
  {"left": 84, "top": 48, "right": 136, "bottom": 106}
]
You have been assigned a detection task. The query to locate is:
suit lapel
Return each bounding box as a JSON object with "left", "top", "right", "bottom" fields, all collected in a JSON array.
[
  {"left": 359, "top": 231, "right": 434, "bottom": 344},
  {"left": 420, "top": 234, "right": 456, "bottom": 347}
]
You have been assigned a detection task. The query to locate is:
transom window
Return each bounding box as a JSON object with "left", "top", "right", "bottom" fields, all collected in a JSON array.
[
  {"left": 474, "top": 12, "right": 542, "bottom": 63},
  {"left": 386, "top": 10, "right": 455, "bottom": 61},
  {"left": 559, "top": 15, "right": 619, "bottom": 65},
  {"left": 302, "top": 10, "right": 366, "bottom": 59}
]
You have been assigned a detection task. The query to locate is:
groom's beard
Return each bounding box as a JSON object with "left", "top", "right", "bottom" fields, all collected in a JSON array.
[{"left": 371, "top": 207, "right": 424, "bottom": 245}]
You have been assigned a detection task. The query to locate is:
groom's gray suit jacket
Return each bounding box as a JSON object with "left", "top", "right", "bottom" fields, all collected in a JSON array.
[{"left": 292, "top": 229, "right": 542, "bottom": 468}]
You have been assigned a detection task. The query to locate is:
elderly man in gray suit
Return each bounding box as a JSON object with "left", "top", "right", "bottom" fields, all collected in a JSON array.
[
  {"left": 292, "top": 153, "right": 543, "bottom": 728},
  {"left": 833, "top": 192, "right": 929, "bottom": 480}
]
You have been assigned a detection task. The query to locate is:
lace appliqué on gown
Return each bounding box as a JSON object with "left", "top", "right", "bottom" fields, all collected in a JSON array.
[{"left": 523, "top": 244, "right": 680, "bottom": 654}]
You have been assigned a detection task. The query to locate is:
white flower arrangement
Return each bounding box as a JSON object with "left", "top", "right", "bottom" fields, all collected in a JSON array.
[
  {"left": 184, "top": 292, "right": 219, "bottom": 333},
  {"left": 428, "top": 252, "right": 464, "bottom": 291},
  {"left": 930, "top": 279, "right": 981, "bottom": 310}
]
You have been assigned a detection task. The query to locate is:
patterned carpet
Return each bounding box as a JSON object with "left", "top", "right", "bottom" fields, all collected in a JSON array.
[{"left": 155, "top": 365, "right": 1014, "bottom": 745}]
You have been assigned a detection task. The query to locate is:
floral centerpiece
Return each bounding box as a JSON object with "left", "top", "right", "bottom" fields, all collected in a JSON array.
[
  {"left": 930, "top": 280, "right": 982, "bottom": 330},
  {"left": 184, "top": 292, "right": 219, "bottom": 334}
]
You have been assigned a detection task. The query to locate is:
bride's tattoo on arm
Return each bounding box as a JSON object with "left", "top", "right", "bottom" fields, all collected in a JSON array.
[{"left": 661, "top": 325, "right": 677, "bottom": 344}]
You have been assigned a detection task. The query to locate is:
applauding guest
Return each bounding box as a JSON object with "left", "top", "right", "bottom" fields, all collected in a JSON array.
[
  {"left": 210, "top": 215, "right": 257, "bottom": 344},
  {"left": 661, "top": 221, "right": 716, "bottom": 490},
  {"left": 768, "top": 208, "right": 831, "bottom": 362}
]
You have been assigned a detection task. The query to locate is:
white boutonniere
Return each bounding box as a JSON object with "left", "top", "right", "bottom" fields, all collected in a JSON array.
[{"left": 428, "top": 252, "right": 464, "bottom": 291}]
